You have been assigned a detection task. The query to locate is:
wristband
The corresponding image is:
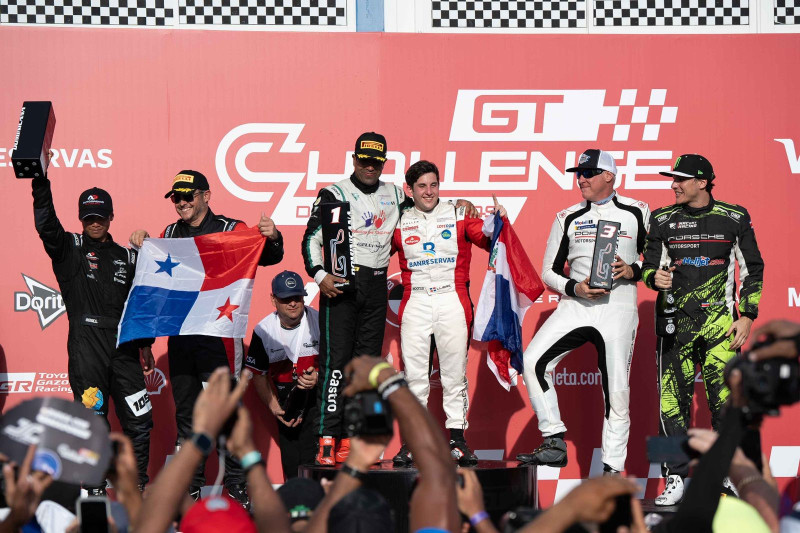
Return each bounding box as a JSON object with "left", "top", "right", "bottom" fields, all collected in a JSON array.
[
  {"left": 380, "top": 380, "right": 407, "bottom": 400},
  {"left": 469, "top": 510, "right": 489, "bottom": 526},
  {"left": 368, "top": 362, "right": 394, "bottom": 389},
  {"left": 189, "top": 432, "right": 213, "bottom": 457},
  {"left": 735, "top": 474, "right": 764, "bottom": 492},
  {"left": 240, "top": 450, "right": 262, "bottom": 470},
  {"left": 340, "top": 463, "right": 368, "bottom": 481},
  {"left": 377, "top": 372, "right": 405, "bottom": 395}
]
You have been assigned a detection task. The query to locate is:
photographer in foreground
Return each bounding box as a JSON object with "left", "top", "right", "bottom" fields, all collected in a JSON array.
[
  {"left": 304, "top": 356, "right": 460, "bottom": 533},
  {"left": 135, "top": 368, "right": 290, "bottom": 533}
]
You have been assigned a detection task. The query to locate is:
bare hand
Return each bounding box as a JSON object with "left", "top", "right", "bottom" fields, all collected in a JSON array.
[
  {"left": 108, "top": 433, "right": 140, "bottom": 498},
  {"left": 491, "top": 194, "right": 507, "bottom": 218},
  {"left": 342, "top": 356, "right": 396, "bottom": 397},
  {"left": 140, "top": 346, "right": 155, "bottom": 376},
  {"left": 654, "top": 266, "right": 675, "bottom": 289},
  {"left": 611, "top": 255, "right": 634, "bottom": 280},
  {"left": 192, "top": 367, "right": 249, "bottom": 437},
  {"left": 560, "top": 476, "right": 639, "bottom": 523},
  {"left": 269, "top": 399, "right": 301, "bottom": 427},
  {"left": 687, "top": 428, "right": 718, "bottom": 456},
  {"left": 748, "top": 320, "right": 800, "bottom": 362},
  {"left": 257, "top": 212, "right": 279, "bottom": 240},
  {"left": 345, "top": 434, "right": 391, "bottom": 471},
  {"left": 226, "top": 406, "right": 258, "bottom": 459},
  {"left": 3, "top": 445, "right": 54, "bottom": 528},
  {"left": 455, "top": 199, "right": 479, "bottom": 218},
  {"left": 129, "top": 229, "right": 150, "bottom": 249},
  {"left": 319, "top": 274, "right": 346, "bottom": 298},
  {"left": 297, "top": 367, "right": 318, "bottom": 389},
  {"left": 725, "top": 367, "right": 747, "bottom": 409},
  {"left": 456, "top": 469, "right": 486, "bottom": 518},
  {"left": 575, "top": 277, "right": 609, "bottom": 300},
  {"left": 726, "top": 317, "right": 753, "bottom": 350}
]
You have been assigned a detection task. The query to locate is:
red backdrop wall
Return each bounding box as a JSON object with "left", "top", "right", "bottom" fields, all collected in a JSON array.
[{"left": 2, "top": 29, "right": 799, "bottom": 505}]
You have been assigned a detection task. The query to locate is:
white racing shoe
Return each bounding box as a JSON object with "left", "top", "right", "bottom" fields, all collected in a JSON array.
[{"left": 655, "top": 475, "right": 684, "bottom": 506}]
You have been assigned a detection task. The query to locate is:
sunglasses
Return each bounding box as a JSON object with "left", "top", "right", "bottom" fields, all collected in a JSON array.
[
  {"left": 170, "top": 190, "right": 203, "bottom": 204},
  {"left": 576, "top": 169, "right": 605, "bottom": 181},
  {"left": 355, "top": 157, "right": 385, "bottom": 169}
]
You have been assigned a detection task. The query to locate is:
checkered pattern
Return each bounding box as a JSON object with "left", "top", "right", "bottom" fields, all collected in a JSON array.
[
  {"left": 594, "top": 0, "right": 749, "bottom": 26},
  {"left": 775, "top": 0, "right": 800, "bottom": 24},
  {"left": 432, "top": 1, "right": 587, "bottom": 29},
  {"left": 1, "top": 0, "right": 174, "bottom": 25},
  {"left": 179, "top": 0, "right": 346, "bottom": 25},
  {"left": 605, "top": 88, "right": 678, "bottom": 141}
]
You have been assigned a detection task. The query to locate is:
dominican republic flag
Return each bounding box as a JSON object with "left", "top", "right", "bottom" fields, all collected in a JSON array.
[
  {"left": 473, "top": 215, "right": 544, "bottom": 390},
  {"left": 118, "top": 229, "right": 265, "bottom": 346}
]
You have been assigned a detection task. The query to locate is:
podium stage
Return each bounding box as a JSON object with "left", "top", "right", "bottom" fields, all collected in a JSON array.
[{"left": 299, "top": 460, "right": 537, "bottom": 532}]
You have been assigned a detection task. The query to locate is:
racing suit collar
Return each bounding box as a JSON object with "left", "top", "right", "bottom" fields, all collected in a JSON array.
[
  {"left": 349, "top": 173, "right": 380, "bottom": 195},
  {"left": 179, "top": 208, "right": 217, "bottom": 235},
  {"left": 593, "top": 191, "right": 617, "bottom": 206},
  {"left": 681, "top": 194, "right": 715, "bottom": 216},
  {"left": 413, "top": 199, "right": 441, "bottom": 218},
  {"left": 82, "top": 231, "right": 115, "bottom": 247}
]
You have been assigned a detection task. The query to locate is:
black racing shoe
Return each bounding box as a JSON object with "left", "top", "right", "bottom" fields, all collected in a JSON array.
[
  {"left": 602, "top": 463, "right": 621, "bottom": 476},
  {"left": 86, "top": 485, "right": 107, "bottom": 497},
  {"left": 516, "top": 437, "right": 568, "bottom": 467},
  {"left": 392, "top": 443, "right": 413, "bottom": 466},
  {"left": 450, "top": 439, "right": 478, "bottom": 466},
  {"left": 227, "top": 483, "right": 251, "bottom": 510}
]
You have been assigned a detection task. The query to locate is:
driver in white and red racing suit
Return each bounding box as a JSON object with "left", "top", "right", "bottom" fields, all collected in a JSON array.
[{"left": 391, "top": 160, "right": 502, "bottom": 466}]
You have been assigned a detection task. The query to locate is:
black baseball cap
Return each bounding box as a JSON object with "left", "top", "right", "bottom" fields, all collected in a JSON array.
[
  {"left": 277, "top": 478, "right": 325, "bottom": 522},
  {"left": 659, "top": 154, "right": 715, "bottom": 181},
  {"left": 354, "top": 132, "right": 387, "bottom": 162},
  {"left": 78, "top": 188, "right": 113, "bottom": 219},
  {"left": 566, "top": 149, "right": 618, "bottom": 174},
  {"left": 272, "top": 270, "right": 307, "bottom": 298},
  {"left": 164, "top": 170, "right": 210, "bottom": 198}
]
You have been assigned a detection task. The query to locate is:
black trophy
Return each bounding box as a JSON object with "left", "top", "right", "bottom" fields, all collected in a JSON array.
[
  {"left": 589, "top": 220, "right": 621, "bottom": 290},
  {"left": 11, "top": 101, "right": 56, "bottom": 179},
  {"left": 321, "top": 201, "right": 355, "bottom": 291}
]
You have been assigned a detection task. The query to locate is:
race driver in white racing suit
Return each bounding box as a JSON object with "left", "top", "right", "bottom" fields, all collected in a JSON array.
[
  {"left": 391, "top": 160, "right": 505, "bottom": 466},
  {"left": 517, "top": 149, "right": 649, "bottom": 474}
]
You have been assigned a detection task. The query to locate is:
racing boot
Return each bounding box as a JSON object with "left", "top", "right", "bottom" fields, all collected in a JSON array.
[
  {"left": 655, "top": 475, "right": 684, "bottom": 506},
  {"left": 516, "top": 436, "right": 568, "bottom": 467},
  {"left": 602, "top": 463, "right": 621, "bottom": 477},
  {"left": 226, "top": 483, "right": 251, "bottom": 510},
  {"left": 315, "top": 436, "right": 336, "bottom": 466},
  {"left": 449, "top": 439, "right": 478, "bottom": 466},
  {"left": 335, "top": 437, "right": 351, "bottom": 464},
  {"left": 392, "top": 443, "right": 413, "bottom": 467}
]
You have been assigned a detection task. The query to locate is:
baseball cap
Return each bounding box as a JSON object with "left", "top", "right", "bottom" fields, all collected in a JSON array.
[
  {"left": 272, "top": 270, "right": 307, "bottom": 299},
  {"left": 659, "top": 154, "right": 715, "bottom": 181},
  {"left": 163, "top": 169, "right": 210, "bottom": 199},
  {"left": 277, "top": 477, "right": 325, "bottom": 522},
  {"left": 354, "top": 132, "right": 387, "bottom": 162},
  {"left": 78, "top": 187, "right": 113, "bottom": 219},
  {"left": 566, "top": 149, "right": 617, "bottom": 175},
  {"left": 180, "top": 496, "right": 256, "bottom": 533}
]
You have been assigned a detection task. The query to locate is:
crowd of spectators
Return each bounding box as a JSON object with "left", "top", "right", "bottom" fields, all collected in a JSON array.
[{"left": 0, "top": 319, "right": 797, "bottom": 532}]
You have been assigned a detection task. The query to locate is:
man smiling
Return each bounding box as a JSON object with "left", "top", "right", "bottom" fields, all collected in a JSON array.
[{"left": 642, "top": 154, "right": 764, "bottom": 506}]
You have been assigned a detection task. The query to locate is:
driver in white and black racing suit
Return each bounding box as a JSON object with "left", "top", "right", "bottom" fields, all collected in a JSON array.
[{"left": 517, "top": 149, "right": 649, "bottom": 475}]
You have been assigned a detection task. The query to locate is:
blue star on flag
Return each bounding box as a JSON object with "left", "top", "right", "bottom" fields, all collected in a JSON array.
[{"left": 155, "top": 253, "right": 180, "bottom": 276}]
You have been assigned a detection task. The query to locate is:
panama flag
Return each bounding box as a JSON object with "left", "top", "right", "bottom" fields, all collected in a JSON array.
[
  {"left": 118, "top": 229, "right": 265, "bottom": 346},
  {"left": 473, "top": 215, "right": 544, "bottom": 390}
]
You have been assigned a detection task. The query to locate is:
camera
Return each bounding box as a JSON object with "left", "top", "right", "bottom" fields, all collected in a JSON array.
[
  {"left": 343, "top": 391, "right": 394, "bottom": 437},
  {"left": 725, "top": 353, "right": 800, "bottom": 419}
]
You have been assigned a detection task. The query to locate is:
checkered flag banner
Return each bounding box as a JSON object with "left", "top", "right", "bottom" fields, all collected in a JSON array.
[
  {"left": 432, "top": 1, "right": 587, "bottom": 28},
  {"left": 594, "top": 0, "right": 749, "bottom": 26},
  {"left": 775, "top": 0, "right": 800, "bottom": 24}
]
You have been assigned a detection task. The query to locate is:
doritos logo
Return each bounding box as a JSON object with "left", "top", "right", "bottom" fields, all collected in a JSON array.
[
  {"left": 360, "top": 141, "right": 384, "bottom": 151},
  {"left": 173, "top": 174, "right": 194, "bottom": 184}
]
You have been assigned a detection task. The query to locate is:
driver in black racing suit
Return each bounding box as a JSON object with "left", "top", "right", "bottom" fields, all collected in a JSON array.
[
  {"left": 641, "top": 154, "right": 764, "bottom": 506},
  {"left": 32, "top": 175, "right": 154, "bottom": 493}
]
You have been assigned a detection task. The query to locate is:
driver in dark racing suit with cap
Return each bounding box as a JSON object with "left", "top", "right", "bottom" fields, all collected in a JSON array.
[
  {"left": 642, "top": 153, "right": 764, "bottom": 506},
  {"left": 32, "top": 175, "right": 153, "bottom": 492}
]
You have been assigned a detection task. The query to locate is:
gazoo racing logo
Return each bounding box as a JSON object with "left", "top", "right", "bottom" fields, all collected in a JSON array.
[
  {"left": 14, "top": 274, "right": 66, "bottom": 329},
  {"left": 216, "top": 89, "right": 679, "bottom": 226},
  {"left": 326, "top": 369, "right": 343, "bottom": 412}
]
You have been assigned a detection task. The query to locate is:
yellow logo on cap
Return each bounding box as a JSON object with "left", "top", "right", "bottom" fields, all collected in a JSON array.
[
  {"left": 173, "top": 174, "right": 194, "bottom": 185},
  {"left": 360, "top": 141, "right": 384, "bottom": 152}
]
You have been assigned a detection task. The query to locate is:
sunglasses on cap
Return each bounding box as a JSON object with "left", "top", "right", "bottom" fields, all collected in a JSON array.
[
  {"left": 575, "top": 168, "right": 605, "bottom": 181},
  {"left": 169, "top": 190, "right": 204, "bottom": 203}
]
